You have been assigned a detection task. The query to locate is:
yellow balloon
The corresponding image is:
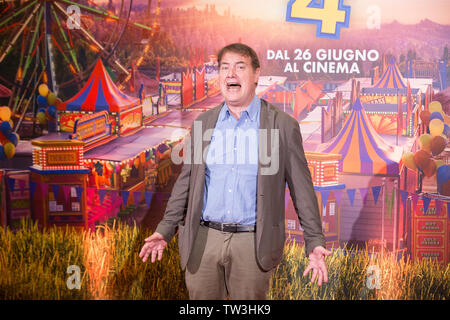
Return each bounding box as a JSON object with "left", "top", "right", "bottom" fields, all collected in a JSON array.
[
  {"left": 418, "top": 134, "right": 432, "bottom": 152},
  {"left": 38, "top": 83, "right": 49, "bottom": 97},
  {"left": 429, "top": 118, "right": 444, "bottom": 137},
  {"left": 402, "top": 152, "right": 417, "bottom": 171},
  {"left": 3, "top": 142, "right": 15, "bottom": 159},
  {"left": 0, "top": 107, "right": 11, "bottom": 121},
  {"left": 429, "top": 101, "right": 443, "bottom": 114},
  {"left": 47, "top": 92, "right": 57, "bottom": 105},
  {"left": 36, "top": 112, "right": 47, "bottom": 124}
]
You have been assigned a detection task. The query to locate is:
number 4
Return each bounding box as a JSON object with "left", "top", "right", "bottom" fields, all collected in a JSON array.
[{"left": 286, "top": 0, "right": 351, "bottom": 40}]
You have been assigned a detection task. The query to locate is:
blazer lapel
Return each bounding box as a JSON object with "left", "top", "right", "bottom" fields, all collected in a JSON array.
[{"left": 257, "top": 100, "right": 274, "bottom": 198}]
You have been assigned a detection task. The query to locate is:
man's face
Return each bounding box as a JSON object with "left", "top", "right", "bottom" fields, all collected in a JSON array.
[{"left": 219, "top": 51, "right": 260, "bottom": 108}]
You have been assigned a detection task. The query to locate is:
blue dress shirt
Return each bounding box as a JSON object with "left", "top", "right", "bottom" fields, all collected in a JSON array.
[{"left": 201, "top": 95, "right": 261, "bottom": 225}]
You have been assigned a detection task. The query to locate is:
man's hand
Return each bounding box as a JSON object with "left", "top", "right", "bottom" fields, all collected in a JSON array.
[
  {"left": 303, "top": 246, "right": 332, "bottom": 286},
  {"left": 139, "top": 232, "right": 168, "bottom": 263}
]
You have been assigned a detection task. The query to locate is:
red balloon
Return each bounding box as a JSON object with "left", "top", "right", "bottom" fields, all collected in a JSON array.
[
  {"left": 420, "top": 110, "right": 431, "bottom": 126},
  {"left": 423, "top": 159, "right": 437, "bottom": 177},
  {"left": 430, "top": 136, "right": 446, "bottom": 156},
  {"left": 413, "top": 149, "right": 431, "bottom": 170}
]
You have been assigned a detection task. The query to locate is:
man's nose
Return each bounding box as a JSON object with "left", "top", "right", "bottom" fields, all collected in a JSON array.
[{"left": 226, "top": 65, "right": 237, "bottom": 77}]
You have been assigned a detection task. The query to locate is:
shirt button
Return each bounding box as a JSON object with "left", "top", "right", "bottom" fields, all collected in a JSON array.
[
  {"left": 231, "top": 167, "right": 235, "bottom": 171},
  {"left": 227, "top": 210, "right": 230, "bottom": 214},
  {"left": 228, "top": 189, "right": 232, "bottom": 193}
]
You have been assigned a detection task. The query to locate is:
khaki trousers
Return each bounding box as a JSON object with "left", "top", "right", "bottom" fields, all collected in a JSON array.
[{"left": 185, "top": 224, "right": 273, "bottom": 300}]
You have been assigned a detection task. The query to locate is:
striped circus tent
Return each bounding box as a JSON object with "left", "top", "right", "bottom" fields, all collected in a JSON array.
[
  {"left": 374, "top": 57, "right": 406, "bottom": 89},
  {"left": 59, "top": 59, "right": 138, "bottom": 113},
  {"left": 316, "top": 99, "right": 401, "bottom": 176}
]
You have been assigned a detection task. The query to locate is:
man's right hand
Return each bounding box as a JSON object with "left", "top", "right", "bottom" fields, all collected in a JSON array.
[{"left": 139, "top": 232, "right": 168, "bottom": 263}]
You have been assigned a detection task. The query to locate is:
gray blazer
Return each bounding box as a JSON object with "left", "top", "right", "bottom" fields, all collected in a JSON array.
[{"left": 155, "top": 99, "right": 326, "bottom": 271}]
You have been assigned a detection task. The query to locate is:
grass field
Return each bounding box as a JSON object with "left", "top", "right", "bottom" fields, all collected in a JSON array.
[{"left": 0, "top": 220, "right": 448, "bottom": 300}]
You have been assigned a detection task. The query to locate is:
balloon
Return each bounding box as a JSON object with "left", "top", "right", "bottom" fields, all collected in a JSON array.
[
  {"left": 36, "top": 112, "right": 47, "bottom": 124},
  {"left": 55, "top": 97, "right": 63, "bottom": 107},
  {"left": 429, "top": 101, "right": 443, "bottom": 114},
  {"left": 423, "top": 159, "right": 437, "bottom": 177},
  {"left": 48, "top": 105, "right": 57, "bottom": 118},
  {"left": 134, "top": 157, "right": 140, "bottom": 168},
  {"left": 437, "top": 165, "right": 450, "bottom": 185},
  {"left": 38, "top": 84, "right": 49, "bottom": 97},
  {"left": 429, "top": 118, "right": 444, "bottom": 137},
  {"left": 443, "top": 124, "right": 450, "bottom": 137},
  {"left": 414, "top": 150, "right": 431, "bottom": 170},
  {"left": 430, "top": 135, "right": 446, "bottom": 156},
  {"left": 0, "top": 131, "right": 8, "bottom": 145},
  {"left": 419, "top": 110, "right": 431, "bottom": 126},
  {"left": 0, "top": 107, "right": 11, "bottom": 121},
  {"left": 47, "top": 92, "right": 57, "bottom": 105},
  {"left": 440, "top": 179, "right": 450, "bottom": 196},
  {"left": 402, "top": 152, "right": 417, "bottom": 171},
  {"left": 3, "top": 142, "right": 15, "bottom": 159},
  {"left": 430, "top": 111, "right": 444, "bottom": 122},
  {"left": 8, "top": 132, "right": 19, "bottom": 146},
  {"left": 0, "top": 120, "right": 12, "bottom": 136},
  {"left": 37, "top": 95, "right": 48, "bottom": 107},
  {"left": 418, "top": 134, "right": 432, "bottom": 152},
  {"left": 0, "top": 145, "right": 5, "bottom": 161}
]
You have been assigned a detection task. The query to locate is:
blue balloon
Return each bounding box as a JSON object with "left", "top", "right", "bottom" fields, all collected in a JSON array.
[
  {"left": 48, "top": 105, "right": 57, "bottom": 118},
  {"left": 443, "top": 124, "right": 450, "bottom": 137},
  {"left": 38, "top": 107, "right": 46, "bottom": 114},
  {"left": 430, "top": 112, "right": 444, "bottom": 122},
  {"left": 37, "top": 95, "right": 48, "bottom": 107},
  {"left": 0, "top": 120, "right": 11, "bottom": 136},
  {"left": 437, "top": 165, "right": 450, "bottom": 185},
  {"left": 0, "top": 145, "right": 5, "bottom": 161},
  {"left": 8, "top": 132, "right": 18, "bottom": 146}
]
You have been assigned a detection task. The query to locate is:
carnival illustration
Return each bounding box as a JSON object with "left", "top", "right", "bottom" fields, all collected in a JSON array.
[{"left": 0, "top": 0, "right": 449, "bottom": 300}]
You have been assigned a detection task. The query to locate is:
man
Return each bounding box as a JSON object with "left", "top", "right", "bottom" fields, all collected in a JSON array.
[{"left": 139, "top": 43, "right": 330, "bottom": 299}]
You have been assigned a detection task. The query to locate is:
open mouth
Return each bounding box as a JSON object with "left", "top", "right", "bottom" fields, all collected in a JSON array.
[{"left": 226, "top": 83, "right": 241, "bottom": 89}]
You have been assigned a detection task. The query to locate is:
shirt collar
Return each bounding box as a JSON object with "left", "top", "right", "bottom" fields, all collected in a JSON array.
[{"left": 220, "top": 95, "right": 260, "bottom": 122}]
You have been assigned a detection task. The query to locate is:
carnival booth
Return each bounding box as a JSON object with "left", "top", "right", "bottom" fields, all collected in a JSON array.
[
  {"left": 359, "top": 58, "right": 420, "bottom": 136},
  {"left": 285, "top": 152, "right": 345, "bottom": 250},
  {"left": 57, "top": 59, "right": 142, "bottom": 136},
  {"left": 30, "top": 59, "right": 188, "bottom": 230},
  {"left": 316, "top": 98, "right": 403, "bottom": 251}
]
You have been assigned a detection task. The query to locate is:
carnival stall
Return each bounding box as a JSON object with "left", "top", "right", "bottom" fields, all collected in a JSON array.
[
  {"left": 30, "top": 59, "right": 188, "bottom": 230},
  {"left": 57, "top": 59, "right": 141, "bottom": 136},
  {"left": 316, "top": 98, "right": 403, "bottom": 250},
  {"left": 359, "top": 58, "right": 421, "bottom": 136},
  {"left": 285, "top": 152, "right": 345, "bottom": 250}
]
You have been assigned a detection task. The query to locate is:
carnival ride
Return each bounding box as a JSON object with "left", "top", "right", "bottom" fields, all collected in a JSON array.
[{"left": 0, "top": 0, "right": 161, "bottom": 137}]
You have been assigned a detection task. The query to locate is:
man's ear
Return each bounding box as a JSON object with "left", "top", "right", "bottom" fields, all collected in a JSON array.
[{"left": 254, "top": 67, "right": 261, "bottom": 86}]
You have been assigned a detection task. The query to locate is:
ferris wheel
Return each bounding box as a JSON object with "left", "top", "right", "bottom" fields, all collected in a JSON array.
[{"left": 0, "top": 0, "right": 161, "bottom": 120}]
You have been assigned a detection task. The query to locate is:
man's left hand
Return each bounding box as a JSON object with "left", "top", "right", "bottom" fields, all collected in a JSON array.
[{"left": 303, "top": 246, "right": 332, "bottom": 286}]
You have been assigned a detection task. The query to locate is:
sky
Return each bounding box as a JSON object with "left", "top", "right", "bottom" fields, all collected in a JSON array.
[{"left": 114, "top": 0, "right": 450, "bottom": 27}]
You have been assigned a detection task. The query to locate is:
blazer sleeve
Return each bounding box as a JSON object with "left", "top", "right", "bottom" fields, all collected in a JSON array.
[
  {"left": 154, "top": 134, "right": 192, "bottom": 243},
  {"left": 284, "top": 117, "right": 326, "bottom": 256}
]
